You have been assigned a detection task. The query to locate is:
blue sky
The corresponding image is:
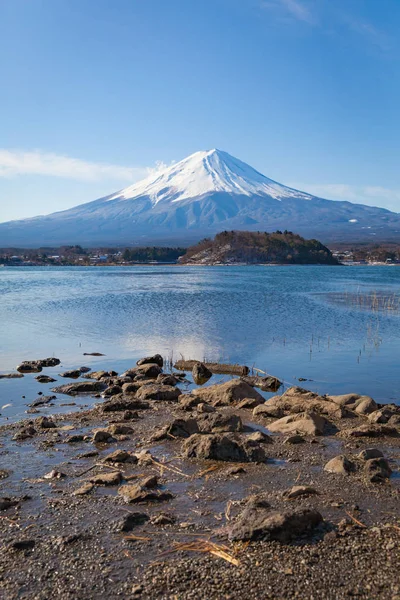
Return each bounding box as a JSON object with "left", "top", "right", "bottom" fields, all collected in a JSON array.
[{"left": 0, "top": 0, "right": 399, "bottom": 222}]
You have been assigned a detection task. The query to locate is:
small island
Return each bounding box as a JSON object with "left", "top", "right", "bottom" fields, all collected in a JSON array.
[{"left": 179, "top": 230, "right": 339, "bottom": 265}]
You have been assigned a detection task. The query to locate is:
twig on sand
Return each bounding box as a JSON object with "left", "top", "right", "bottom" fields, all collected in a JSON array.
[
  {"left": 149, "top": 456, "right": 190, "bottom": 478},
  {"left": 124, "top": 534, "right": 152, "bottom": 542},
  {"left": 0, "top": 516, "right": 20, "bottom": 528},
  {"left": 345, "top": 511, "right": 367, "bottom": 528},
  {"left": 166, "top": 540, "right": 240, "bottom": 566}
]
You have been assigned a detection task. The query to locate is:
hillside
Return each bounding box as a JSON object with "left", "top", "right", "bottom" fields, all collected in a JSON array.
[{"left": 179, "top": 231, "right": 339, "bottom": 265}]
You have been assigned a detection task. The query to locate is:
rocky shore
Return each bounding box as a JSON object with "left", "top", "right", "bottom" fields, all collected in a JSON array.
[{"left": 0, "top": 354, "right": 399, "bottom": 599}]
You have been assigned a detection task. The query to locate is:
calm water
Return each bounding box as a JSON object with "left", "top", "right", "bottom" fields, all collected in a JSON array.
[{"left": 0, "top": 265, "right": 399, "bottom": 420}]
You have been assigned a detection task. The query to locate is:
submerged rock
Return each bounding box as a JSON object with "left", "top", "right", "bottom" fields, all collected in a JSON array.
[
  {"left": 28, "top": 395, "right": 56, "bottom": 407},
  {"left": 192, "top": 362, "right": 212, "bottom": 385},
  {"left": 52, "top": 381, "right": 106, "bottom": 395},
  {"left": 241, "top": 375, "right": 282, "bottom": 392},
  {"left": 0, "top": 373, "right": 24, "bottom": 379},
  {"left": 17, "top": 361, "right": 42, "bottom": 373},
  {"left": 35, "top": 375, "right": 57, "bottom": 383}
]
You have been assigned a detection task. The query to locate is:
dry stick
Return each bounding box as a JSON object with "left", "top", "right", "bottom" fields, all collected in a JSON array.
[
  {"left": 149, "top": 457, "right": 190, "bottom": 478},
  {"left": 345, "top": 511, "right": 367, "bottom": 528},
  {"left": 252, "top": 367, "right": 268, "bottom": 375}
]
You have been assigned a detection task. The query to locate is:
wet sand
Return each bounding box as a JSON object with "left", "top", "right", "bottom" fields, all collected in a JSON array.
[{"left": 0, "top": 363, "right": 399, "bottom": 599}]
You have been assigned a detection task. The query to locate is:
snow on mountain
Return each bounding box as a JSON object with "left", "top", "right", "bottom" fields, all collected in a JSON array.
[
  {"left": 0, "top": 149, "right": 399, "bottom": 247},
  {"left": 107, "top": 149, "right": 313, "bottom": 205}
]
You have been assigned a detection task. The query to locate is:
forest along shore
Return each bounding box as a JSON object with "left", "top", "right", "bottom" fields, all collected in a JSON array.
[{"left": 0, "top": 354, "right": 399, "bottom": 599}]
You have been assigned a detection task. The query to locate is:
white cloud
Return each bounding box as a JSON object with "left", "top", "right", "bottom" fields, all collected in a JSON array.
[
  {"left": 261, "top": 0, "right": 317, "bottom": 25},
  {"left": 289, "top": 182, "right": 400, "bottom": 213},
  {"left": 0, "top": 149, "right": 150, "bottom": 183}
]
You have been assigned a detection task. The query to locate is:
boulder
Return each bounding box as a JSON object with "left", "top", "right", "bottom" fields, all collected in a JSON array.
[
  {"left": 135, "top": 384, "right": 181, "bottom": 402},
  {"left": 357, "top": 448, "right": 384, "bottom": 460},
  {"left": 197, "top": 413, "right": 243, "bottom": 433},
  {"left": 52, "top": 381, "right": 106, "bottom": 395},
  {"left": 73, "top": 482, "right": 94, "bottom": 496},
  {"left": 364, "top": 458, "right": 392, "bottom": 483},
  {"left": 268, "top": 412, "right": 326, "bottom": 436},
  {"left": 101, "top": 395, "right": 150, "bottom": 412},
  {"left": 156, "top": 374, "right": 179, "bottom": 386},
  {"left": 328, "top": 393, "right": 377, "bottom": 415},
  {"left": 84, "top": 371, "right": 110, "bottom": 380},
  {"left": 126, "top": 363, "right": 163, "bottom": 379},
  {"left": 192, "top": 362, "right": 212, "bottom": 385},
  {"left": 151, "top": 418, "right": 200, "bottom": 441},
  {"left": 192, "top": 379, "right": 264, "bottom": 407},
  {"left": 236, "top": 397, "right": 264, "bottom": 409},
  {"left": 92, "top": 429, "right": 116, "bottom": 443},
  {"left": 121, "top": 382, "right": 141, "bottom": 394},
  {"left": 102, "top": 385, "right": 123, "bottom": 397},
  {"left": 368, "top": 408, "right": 395, "bottom": 424},
  {"left": 183, "top": 433, "right": 266, "bottom": 463},
  {"left": 136, "top": 354, "right": 163, "bottom": 367},
  {"left": 268, "top": 387, "right": 346, "bottom": 418},
  {"left": 229, "top": 495, "right": 322, "bottom": 542},
  {"left": 253, "top": 403, "right": 284, "bottom": 419},
  {"left": 107, "top": 424, "right": 134, "bottom": 435},
  {"left": 324, "top": 455, "right": 354, "bottom": 475},
  {"left": 38, "top": 358, "right": 61, "bottom": 367}
]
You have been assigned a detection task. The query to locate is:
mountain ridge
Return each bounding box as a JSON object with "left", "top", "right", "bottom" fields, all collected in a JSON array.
[{"left": 0, "top": 149, "right": 399, "bottom": 247}]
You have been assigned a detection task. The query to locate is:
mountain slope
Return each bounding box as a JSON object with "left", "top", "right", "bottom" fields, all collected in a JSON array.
[{"left": 0, "top": 149, "right": 399, "bottom": 246}]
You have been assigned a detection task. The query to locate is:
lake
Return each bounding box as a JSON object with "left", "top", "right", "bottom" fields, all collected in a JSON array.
[{"left": 0, "top": 265, "right": 399, "bottom": 420}]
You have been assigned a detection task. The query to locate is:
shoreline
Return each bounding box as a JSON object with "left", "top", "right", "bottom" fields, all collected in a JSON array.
[{"left": 1, "top": 355, "right": 399, "bottom": 598}]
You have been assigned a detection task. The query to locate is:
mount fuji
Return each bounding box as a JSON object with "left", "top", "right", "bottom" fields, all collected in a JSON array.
[{"left": 1, "top": 149, "right": 399, "bottom": 247}]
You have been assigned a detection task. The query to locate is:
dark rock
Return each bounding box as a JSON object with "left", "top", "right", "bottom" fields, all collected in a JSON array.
[
  {"left": 114, "top": 512, "right": 149, "bottom": 532},
  {"left": 0, "top": 497, "right": 19, "bottom": 511},
  {"left": 102, "top": 385, "right": 123, "bottom": 397},
  {"left": 107, "top": 423, "right": 134, "bottom": 435},
  {"left": 229, "top": 498, "right": 323, "bottom": 542},
  {"left": 103, "top": 450, "right": 137, "bottom": 463},
  {"left": 283, "top": 435, "right": 306, "bottom": 444},
  {"left": 156, "top": 373, "right": 179, "bottom": 386},
  {"left": 128, "top": 363, "right": 163, "bottom": 379},
  {"left": 28, "top": 395, "right": 57, "bottom": 408},
  {"left": 197, "top": 413, "right": 243, "bottom": 433},
  {"left": 192, "top": 362, "right": 212, "bottom": 385},
  {"left": 364, "top": 457, "right": 392, "bottom": 483},
  {"left": 358, "top": 448, "right": 384, "bottom": 460},
  {"left": 39, "top": 358, "right": 61, "bottom": 367},
  {"left": 11, "top": 539, "right": 36, "bottom": 551},
  {"left": 152, "top": 418, "right": 200, "bottom": 441},
  {"left": 101, "top": 395, "right": 150, "bottom": 412},
  {"left": 83, "top": 352, "right": 105, "bottom": 356},
  {"left": 53, "top": 381, "right": 106, "bottom": 395},
  {"left": 92, "top": 429, "right": 117, "bottom": 443},
  {"left": 66, "top": 434, "right": 85, "bottom": 443},
  {"left": 12, "top": 426, "right": 36, "bottom": 441},
  {"left": 183, "top": 433, "right": 266, "bottom": 463},
  {"left": 241, "top": 375, "right": 282, "bottom": 392},
  {"left": 121, "top": 382, "right": 141, "bottom": 394},
  {"left": 0, "top": 469, "right": 10, "bottom": 479},
  {"left": 59, "top": 369, "right": 82, "bottom": 379},
  {"left": 37, "top": 416, "right": 57, "bottom": 429},
  {"left": 17, "top": 361, "right": 42, "bottom": 373},
  {"left": 84, "top": 370, "right": 109, "bottom": 380},
  {"left": 0, "top": 373, "right": 24, "bottom": 379},
  {"left": 35, "top": 375, "right": 57, "bottom": 383},
  {"left": 137, "top": 354, "right": 163, "bottom": 367}
]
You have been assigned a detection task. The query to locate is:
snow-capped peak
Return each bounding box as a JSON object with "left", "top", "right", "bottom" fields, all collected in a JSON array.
[{"left": 108, "top": 148, "right": 313, "bottom": 205}]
